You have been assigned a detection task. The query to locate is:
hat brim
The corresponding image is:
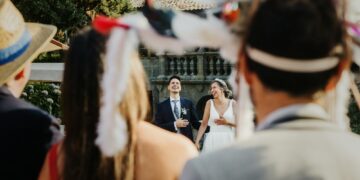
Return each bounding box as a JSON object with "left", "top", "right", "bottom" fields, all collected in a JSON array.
[
  {"left": 0, "top": 23, "right": 57, "bottom": 85},
  {"left": 41, "top": 39, "right": 69, "bottom": 53}
]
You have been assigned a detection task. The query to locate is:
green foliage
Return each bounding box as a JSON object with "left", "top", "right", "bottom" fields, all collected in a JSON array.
[
  {"left": 76, "top": 0, "right": 135, "bottom": 17},
  {"left": 13, "top": 0, "right": 135, "bottom": 118},
  {"left": 34, "top": 51, "right": 64, "bottom": 63},
  {"left": 13, "top": 0, "right": 135, "bottom": 63},
  {"left": 21, "top": 82, "right": 61, "bottom": 118},
  {"left": 13, "top": 0, "right": 90, "bottom": 42},
  {"left": 13, "top": 0, "right": 88, "bottom": 63},
  {"left": 96, "top": 0, "right": 135, "bottom": 17},
  {"left": 349, "top": 98, "right": 360, "bottom": 135}
]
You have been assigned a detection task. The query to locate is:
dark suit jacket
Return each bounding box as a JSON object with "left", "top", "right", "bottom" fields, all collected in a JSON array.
[
  {"left": 154, "top": 97, "right": 209, "bottom": 141},
  {"left": 0, "top": 87, "right": 61, "bottom": 180}
]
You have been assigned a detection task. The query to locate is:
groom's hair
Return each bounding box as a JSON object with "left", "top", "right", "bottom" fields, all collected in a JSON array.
[
  {"left": 168, "top": 75, "right": 181, "bottom": 84},
  {"left": 244, "top": 0, "right": 347, "bottom": 97}
]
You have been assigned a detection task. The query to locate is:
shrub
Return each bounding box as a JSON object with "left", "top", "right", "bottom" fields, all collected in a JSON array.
[
  {"left": 349, "top": 97, "right": 360, "bottom": 135},
  {"left": 21, "top": 82, "right": 61, "bottom": 119}
]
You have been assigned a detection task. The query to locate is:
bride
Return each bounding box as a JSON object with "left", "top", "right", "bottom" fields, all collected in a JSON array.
[{"left": 195, "top": 78, "right": 236, "bottom": 153}]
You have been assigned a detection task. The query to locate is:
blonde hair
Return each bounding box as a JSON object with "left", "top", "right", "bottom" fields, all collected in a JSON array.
[
  {"left": 115, "top": 52, "right": 149, "bottom": 179},
  {"left": 62, "top": 29, "right": 150, "bottom": 180}
]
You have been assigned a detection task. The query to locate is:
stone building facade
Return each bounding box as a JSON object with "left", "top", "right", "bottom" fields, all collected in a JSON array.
[{"left": 140, "top": 48, "right": 233, "bottom": 119}]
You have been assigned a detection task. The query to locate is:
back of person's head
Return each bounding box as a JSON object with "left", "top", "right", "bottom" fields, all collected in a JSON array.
[
  {"left": 61, "top": 27, "right": 149, "bottom": 180},
  {"left": 244, "top": 0, "right": 347, "bottom": 97},
  {"left": 168, "top": 75, "right": 181, "bottom": 84}
]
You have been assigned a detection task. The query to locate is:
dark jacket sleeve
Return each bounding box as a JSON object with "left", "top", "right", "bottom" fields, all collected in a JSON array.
[
  {"left": 0, "top": 109, "right": 62, "bottom": 179},
  {"left": 189, "top": 100, "right": 201, "bottom": 129},
  {"left": 154, "top": 103, "right": 176, "bottom": 132}
]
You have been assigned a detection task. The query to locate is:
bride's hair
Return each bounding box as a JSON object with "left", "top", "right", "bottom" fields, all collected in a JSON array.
[{"left": 211, "top": 78, "right": 232, "bottom": 98}]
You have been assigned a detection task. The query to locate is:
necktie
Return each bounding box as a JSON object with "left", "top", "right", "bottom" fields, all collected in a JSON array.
[{"left": 172, "top": 100, "right": 180, "bottom": 119}]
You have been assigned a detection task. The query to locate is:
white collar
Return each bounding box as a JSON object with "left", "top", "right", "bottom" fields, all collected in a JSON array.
[
  {"left": 170, "top": 96, "right": 180, "bottom": 101},
  {"left": 256, "top": 103, "right": 329, "bottom": 131}
]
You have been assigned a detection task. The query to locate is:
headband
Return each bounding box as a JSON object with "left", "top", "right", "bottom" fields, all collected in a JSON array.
[
  {"left": 214, "top": 78, "right": 228, "bottom": 88},
  {"left": 246, "top": 46, "right": 342, "bottom": 73}
]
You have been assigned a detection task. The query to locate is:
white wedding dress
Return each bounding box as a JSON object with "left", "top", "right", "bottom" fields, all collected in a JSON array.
[{"left": 202, "top": 99, "right": 235, "bottom": 153}]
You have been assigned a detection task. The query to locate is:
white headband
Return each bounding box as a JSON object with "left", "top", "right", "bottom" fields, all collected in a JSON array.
[
  {"left": 246, "top": 46, "right": 341, "bottom": 73},
  {"left": 214, "top": 78, "right": 228, "bottom": 87}
]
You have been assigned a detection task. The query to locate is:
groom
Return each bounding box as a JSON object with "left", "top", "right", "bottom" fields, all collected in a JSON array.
[{"left": 154, "top": 75, "right": 209, "bottom": 141}]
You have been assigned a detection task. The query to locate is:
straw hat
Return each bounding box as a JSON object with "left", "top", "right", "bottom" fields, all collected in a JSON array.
[
  {"left": 41, "top": 39, "right": 69, "bottom": 52},
  {"left": 0, "top": 0, "right": 57, "bottom": 85}
]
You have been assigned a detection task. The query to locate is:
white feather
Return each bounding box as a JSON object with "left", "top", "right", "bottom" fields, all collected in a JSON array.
[
  {"left": 228, "top": 70, "right": 255, "bottom": 140},
  {"left": 352, "top": 44, "right": 360, "bottom": 66},
  {"left": 323, "top": 70, "right": 351, "bottom": 130},
  {"left": 346, "top": 0, "right": 360, "bottom": 24},
  {"left": 96, "top": 28, "right": 139, "bottom": 157},
  {"left": 114, "top": 11, "right": 241, "bottom": 59},
  {"left": 346, "top": 0, "right": 360, "bottom": 66},
  {"left": 193, "top": 0, "right": 251, "bottom": 5},
  {"left": 172, "top": 11, "right": 241, "bottom": 62},
  {"left": 121, "top": 13, "right": 192, "bottom": 55},
  {"left": 219, "top": 39, "right": 242, "bottom": 63}
]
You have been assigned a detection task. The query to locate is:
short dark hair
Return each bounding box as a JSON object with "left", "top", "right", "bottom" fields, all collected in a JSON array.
[
  {"left": 244, "top": 0, "right": 347, "bottom": 97},
  {"left": 168, "top": 75, "right": 181, "bottom": 85}
]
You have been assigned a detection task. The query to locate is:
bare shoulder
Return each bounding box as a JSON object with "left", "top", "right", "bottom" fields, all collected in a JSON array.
[
  {"left": 137, "top": 121, "right": 198, "bottom": 157},
  {"left": 205, "top": 99, "right": 211, "bottom": 106},
  {"left": 136, "top": 122, "right": 198, "bottom": 179}
]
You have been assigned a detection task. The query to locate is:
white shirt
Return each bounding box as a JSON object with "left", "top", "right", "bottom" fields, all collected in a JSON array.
[{"left": 170, "top": 96, "right": 181, "bottom": 131}]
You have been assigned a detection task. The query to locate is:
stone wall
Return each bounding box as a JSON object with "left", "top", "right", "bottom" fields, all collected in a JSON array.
[
  {"left": 30, "top": 50, "right": 233, "bottom": 120},
  {"left": 141, "top": 49, "right": 233, "bottom": 119}
]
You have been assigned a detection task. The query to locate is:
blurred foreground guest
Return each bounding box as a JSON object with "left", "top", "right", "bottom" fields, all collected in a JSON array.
[
  {"left": 182, "top": 0, "right": 360, "bottom": 179},
  {"left": 39, "top": 28, "right": 197, "bottom": 180},
  {"left": 0, "top": 0, "right": 61, "bottom": 179}
]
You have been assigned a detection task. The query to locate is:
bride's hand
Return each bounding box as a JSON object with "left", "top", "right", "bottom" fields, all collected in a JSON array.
[{"left": 215, "top": 118, "right": 228, "bottom": 126}]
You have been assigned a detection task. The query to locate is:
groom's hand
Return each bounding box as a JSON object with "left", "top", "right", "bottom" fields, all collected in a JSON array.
[{"left": 176, "top": 119, "right": 189, "bottom": 128}]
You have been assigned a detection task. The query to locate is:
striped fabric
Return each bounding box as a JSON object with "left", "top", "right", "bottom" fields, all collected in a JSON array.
[{"left": 0, "top": 29, "right": 31, "bottom": 65}]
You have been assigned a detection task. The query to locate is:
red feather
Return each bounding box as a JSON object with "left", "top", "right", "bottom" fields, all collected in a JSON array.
[{"left": 93, "top": 16, "right": 130, "bottom": 35}]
